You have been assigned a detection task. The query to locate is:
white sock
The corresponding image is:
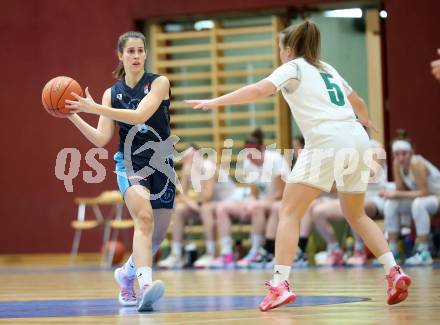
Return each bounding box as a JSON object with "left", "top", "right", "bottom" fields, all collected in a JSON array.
[
  {"left": 251, "top": 234, "right": 263, "bottom": 253},
  {"left": 378, "top": 252, "right": 397, "bottom": 274},
  {"left": 206, "top": 240, "right": 216, "bottom": 256},
  {"left": 171, "top": 242, "right": 182, "bottom": 258},
  {"left": 220, "top": 237, "right": 233, "bottom": 255},
  {"left": 136, "top": 266, "right": 152, "bottom": 289},
  {"left": 273, "top": 264, "right": 291, "bottom": 286},
  {"left": 122, "top": 255, "right": 136, "bottom": 278}
]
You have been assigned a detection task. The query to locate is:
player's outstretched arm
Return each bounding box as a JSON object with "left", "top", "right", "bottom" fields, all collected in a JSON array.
[
  {"left": 185, "top": 79, "right": 276, "bottom": 110},
  {"left": 68, "top": 88, "right": 115, "bottom": 147},
  {"left": 66, "top": 77, "right": 170, "bottom": 125},
  {"left": 347, "top": 90, "right": 377, "bottom": 132}
]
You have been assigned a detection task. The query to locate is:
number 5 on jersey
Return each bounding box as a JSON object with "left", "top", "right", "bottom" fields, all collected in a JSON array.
[{"left": 320, "top": 72, "right": 345, "bottom": 106}]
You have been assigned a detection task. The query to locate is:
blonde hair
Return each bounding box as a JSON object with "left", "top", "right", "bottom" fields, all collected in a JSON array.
[{"left": 280, "top": 21, "right": 322, "bottom": 69}]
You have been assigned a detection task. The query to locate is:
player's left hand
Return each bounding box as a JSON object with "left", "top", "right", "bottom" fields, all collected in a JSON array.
[
  {"left": 357, "top": 118, "right": 378, "bottom": 133},
  {"left": 65, "top": 87, "right": 98, "bottom": 114},
  {"left": 185, "top": 99, "right": 218, "bottom": 111}
]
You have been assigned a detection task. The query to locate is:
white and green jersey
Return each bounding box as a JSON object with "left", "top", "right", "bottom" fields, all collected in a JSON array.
[{"left": 265, "top": 58, "right": 357, "bottom": 142}]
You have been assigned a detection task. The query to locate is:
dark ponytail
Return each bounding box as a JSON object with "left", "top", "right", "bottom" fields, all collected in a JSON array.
[
  {"left": 245, "top": 128, "right": 264, "bottom": 147},
  {"left": 280, "top": 20, "right": 322, "bottom": 69},
  {"left": 251, "top": 128, "right": 264, "bottom": 145},
  {"left": 113, "top": 61, "right": 125, "bottom": 80},
  {"left": 392, "top": 128, "right": 414, "bottom": 148},
  {"left": 395, "top": 128, "right": 408, "bottom": 140}
]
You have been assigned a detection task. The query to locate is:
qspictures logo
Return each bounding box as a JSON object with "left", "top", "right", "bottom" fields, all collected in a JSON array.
[{"left": 54, "top": 131, "right": 387, "bottom": 197}]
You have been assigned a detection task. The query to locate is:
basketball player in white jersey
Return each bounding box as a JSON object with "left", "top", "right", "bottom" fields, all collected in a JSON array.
[
  {"left": 187, "top": 20, "right": 411, "bottom": 310},
  {"left": 382, "top": 133, "right": 440, "bottom": 265}
]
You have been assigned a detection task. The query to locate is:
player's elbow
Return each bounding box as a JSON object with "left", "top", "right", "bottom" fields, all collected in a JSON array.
[
  {"left": 136, "top": 109, "right": 156, "bottom": 124},
  {"left": 95, "top": 133, "right": 112, "bottom": 148},
  {"left": 253, "top": 83, "right": 271, "bottom": 98},
  {"left": 132, "top": 115, "right": 146, "bottom": 125},
  {"left": 94, "top": 138, "right": 108, "bottom": 148}
]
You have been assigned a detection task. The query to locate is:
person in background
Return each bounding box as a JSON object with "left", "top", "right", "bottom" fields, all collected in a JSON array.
[
  {"left": 382, "top": 131, "right": 440, "bottom": 265},
  {"left": 212, "top": 129, "right": 290, "bottom": 268},
  {"left": 158, "top": 144, "right": 240, "bottom": 269}
]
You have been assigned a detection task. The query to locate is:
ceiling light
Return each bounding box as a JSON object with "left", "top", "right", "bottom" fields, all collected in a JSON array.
[{"left": 324, "top": 8, "right": 363, "bottom": 18}]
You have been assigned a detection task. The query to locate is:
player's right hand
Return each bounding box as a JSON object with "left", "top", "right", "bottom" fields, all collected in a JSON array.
[{"left": 185, "top": 99, "right": 217, "bottom": 111}]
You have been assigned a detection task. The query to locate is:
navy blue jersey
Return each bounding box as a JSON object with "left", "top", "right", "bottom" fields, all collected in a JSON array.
[
  {"left": 110, "top": 72, "right": 172, "bottom": 161},
  {"left": 110, "top": 72, "right": 175, "bottom": 208}
]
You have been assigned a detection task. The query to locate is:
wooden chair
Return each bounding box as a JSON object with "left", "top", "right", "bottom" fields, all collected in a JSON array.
[{"left": 70, "top": 190, "right": 124, "bottom": 265}]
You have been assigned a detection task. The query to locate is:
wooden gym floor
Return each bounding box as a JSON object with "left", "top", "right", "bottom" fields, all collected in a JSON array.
[{"left": 0, "top": 254, "right": 438, "bottom": 324}]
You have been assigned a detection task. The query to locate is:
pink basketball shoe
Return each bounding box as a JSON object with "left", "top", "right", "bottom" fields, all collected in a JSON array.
[
  {"left": 386, "top": 265, "right": 412, "bottom": 305},
  {"left": 114, "top": 267, "right": 137, "bottom": 306},
  {"left": 259, "top": 280, "right": 296, "bottom": 312}
]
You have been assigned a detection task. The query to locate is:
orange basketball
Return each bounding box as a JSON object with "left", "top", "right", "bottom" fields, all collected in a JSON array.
[
  {"left": 102, "top": 240, "right": 126, "bottom": 265},
  {"left": 42, "top": 76, "right": 82, "bottom": 118}
]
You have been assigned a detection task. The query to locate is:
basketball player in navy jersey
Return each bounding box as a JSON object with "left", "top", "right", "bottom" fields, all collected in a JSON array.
[{"left": 66, "top": 31, "right": 175, "bottom": 312}]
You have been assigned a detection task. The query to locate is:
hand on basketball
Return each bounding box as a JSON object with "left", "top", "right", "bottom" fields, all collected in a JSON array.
[
  {"left": 185, "top": 99, "right": 218, "bottom": 111},
  {"left": 65, "top": 87, "right": 98, "bottom": 114}
]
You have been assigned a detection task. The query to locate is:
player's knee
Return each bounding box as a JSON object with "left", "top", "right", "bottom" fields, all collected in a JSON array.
[
  {"left": 279, "top": 204, "right": 298, "bottom": 221},
  {"left": 344, "top": 212, "right": 363, "bottom": 225},
  {"left": 247, "top": 201, "right": 263, "bottom": 211},
  {"left": 216, "top": 202, "right": 231, "bottom": 218},
  {"left": 200, "top": 202, "right": 213, "bottom": 215},
  {"left": 133, "top": 209, "right": 153, "bottom": 231}
]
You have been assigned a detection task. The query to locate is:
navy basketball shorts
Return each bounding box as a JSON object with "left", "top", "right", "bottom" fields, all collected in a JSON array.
[{"left": 113, "top": 151, "right": 175, "bottom": 209}]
